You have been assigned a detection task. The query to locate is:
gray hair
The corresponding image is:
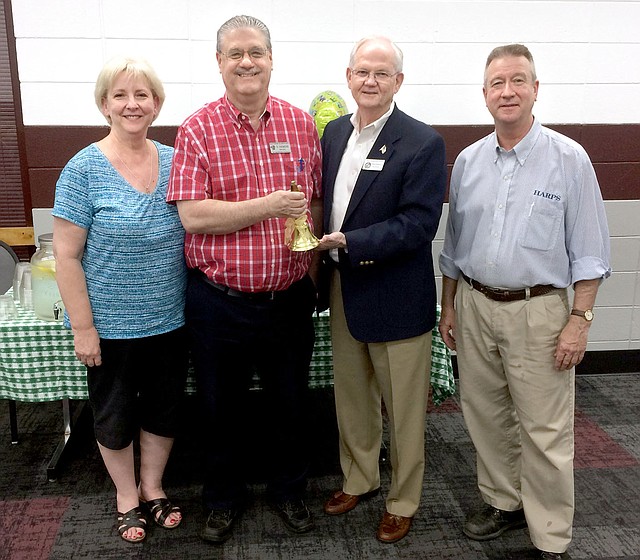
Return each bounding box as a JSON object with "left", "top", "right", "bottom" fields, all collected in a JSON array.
[
  {"left": 349, "top": 36, "right": 403, "bottom": 73},
  {"left": 484, "top": 43, "right": 537, "bottom": 84},
  {"left": 217, "top": 15, "right": 272, "bottom": 52}
]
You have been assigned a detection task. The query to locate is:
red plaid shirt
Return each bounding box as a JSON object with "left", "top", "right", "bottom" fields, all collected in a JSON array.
[{"left": 167, "top": 95, "right": 322, "bottom": 292}]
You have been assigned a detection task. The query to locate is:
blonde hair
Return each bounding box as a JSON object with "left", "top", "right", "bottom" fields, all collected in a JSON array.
[{"left": 94, "top": 56, "right": 165, "bottom": 123}]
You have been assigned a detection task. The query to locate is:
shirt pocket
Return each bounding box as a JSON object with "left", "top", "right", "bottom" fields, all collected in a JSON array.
[
  {"left": 520, "top": 199, "right": 563, "bottom": 251},
  {"left": 283, "top": 157, "right": 314, "bottom": 195}
]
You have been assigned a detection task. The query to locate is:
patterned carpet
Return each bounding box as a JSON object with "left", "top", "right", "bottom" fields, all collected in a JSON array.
[{"left": 0, "top": 374, "right": 639, "bottom": 560}]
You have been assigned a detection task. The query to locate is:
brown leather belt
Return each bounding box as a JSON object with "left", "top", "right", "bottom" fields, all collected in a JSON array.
[{"left": 461, "top": 273, "right": 555, "bottom": 302}]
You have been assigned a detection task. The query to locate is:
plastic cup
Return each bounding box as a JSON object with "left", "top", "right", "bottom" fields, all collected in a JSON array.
[
  {"left": 20, "top": 269, "right": 34, "bottom": 310},
  {"left": 0, "top": 294, "right": 18, "bottom": 320},
  {"left": 12, "top": 262, "right": 31, "bottom": 303}
]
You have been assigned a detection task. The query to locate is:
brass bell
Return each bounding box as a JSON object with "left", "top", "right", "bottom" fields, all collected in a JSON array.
[{"left": 284, "top": 181, "right": 319, "bottom": 252}]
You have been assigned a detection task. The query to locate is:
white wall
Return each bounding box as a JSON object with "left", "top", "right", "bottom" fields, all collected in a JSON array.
[
  {"left": 10, "top": 0, "right": 640, "bottom": 352},
  {"left": 592, "top": 201, "right": 640, "bottom": 351},
  {"left": 11, "top": 0, "right": 640, "bottom": 127}
]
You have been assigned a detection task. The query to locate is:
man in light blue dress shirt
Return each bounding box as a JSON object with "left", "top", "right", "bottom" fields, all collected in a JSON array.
[{"left": 439, "top": 44, "right": 611, "bottom": 560}]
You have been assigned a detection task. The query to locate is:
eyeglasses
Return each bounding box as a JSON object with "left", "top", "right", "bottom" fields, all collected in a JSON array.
[
  {"left": 220, "top": 48, "right": 269, "bottom": 61},
  {"left": 351, "top": 69, "right": 399, "bottom": 82}
]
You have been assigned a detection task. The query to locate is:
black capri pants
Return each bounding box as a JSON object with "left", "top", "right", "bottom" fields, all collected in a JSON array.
[{"left": 86, "top": 327, "right": 189, "bottom": 450}]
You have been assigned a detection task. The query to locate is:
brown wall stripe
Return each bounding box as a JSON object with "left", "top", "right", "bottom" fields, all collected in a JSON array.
[{"left": 20, "top": 123, "right": 640, "bottom": 214}]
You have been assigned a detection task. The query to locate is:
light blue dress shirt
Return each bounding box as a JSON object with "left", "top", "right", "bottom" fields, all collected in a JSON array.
[{"left": 440, "top": 119, "right": 611, "bottom": 289}]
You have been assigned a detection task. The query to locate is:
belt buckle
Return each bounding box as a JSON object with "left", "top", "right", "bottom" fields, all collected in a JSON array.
[
  {"left": 485, "top": 285, "right": 502, "bottom": 298},
  {"left": 252, "top": 290, "right": 276, "bottom": 301},
  {"left": 496, "top": 289, "right": 510, "bottom": 301}
]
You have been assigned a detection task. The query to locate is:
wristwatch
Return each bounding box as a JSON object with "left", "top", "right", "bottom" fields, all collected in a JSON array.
[{"left": 571, "top": 308, "right": 594, "bottom": 322}]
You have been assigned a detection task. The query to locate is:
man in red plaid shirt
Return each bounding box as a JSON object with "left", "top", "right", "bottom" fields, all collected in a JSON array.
[{"left": 167, "top": 15, "right": 322, "bottom": 544}]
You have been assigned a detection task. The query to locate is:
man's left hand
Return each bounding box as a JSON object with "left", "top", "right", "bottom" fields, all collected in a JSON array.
[
  {"left": 316, "top": 232, "right": 347, "bottom": 251},
  {"left": 554, "top": 317, "right": 590, "bottom": 370}
]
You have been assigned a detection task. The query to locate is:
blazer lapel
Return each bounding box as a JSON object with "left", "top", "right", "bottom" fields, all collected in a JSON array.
[
  {"left": 342, "top": 108, "right": 402, "bottom": 226},
  {"left": 323, "top": 119, "right": 354, "bottom": 231}
]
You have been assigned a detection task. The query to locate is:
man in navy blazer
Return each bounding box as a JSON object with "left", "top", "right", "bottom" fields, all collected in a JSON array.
[{"left": 316, "top": 36, "right": 446, "bottom": 543}]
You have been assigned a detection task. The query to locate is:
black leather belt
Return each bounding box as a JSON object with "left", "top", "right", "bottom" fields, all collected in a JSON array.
[
  {"left": 461, "top": 273, "right": 555, "bottom": 302},
  {"left": 202, "top": 275, "right": 280, "bottom": 302}
]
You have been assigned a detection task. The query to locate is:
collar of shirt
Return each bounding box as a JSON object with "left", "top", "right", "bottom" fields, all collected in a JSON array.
[
  {"left": 221, "top": 93, "right": 272, "bottom": 129},
  {"left": 351, "top": 101, "right": 395, "bottom": 135},
  {"left": 493, "top": 117, "right": 542, "bottom": 166}
]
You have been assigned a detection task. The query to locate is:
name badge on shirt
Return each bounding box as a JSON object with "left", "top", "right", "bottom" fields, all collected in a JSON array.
[
  {"left": 270, "top": 142, "right": 291, "bottom": 154},
  {"left": 362, "top": 159, "right": 385, "bottom": 171}
]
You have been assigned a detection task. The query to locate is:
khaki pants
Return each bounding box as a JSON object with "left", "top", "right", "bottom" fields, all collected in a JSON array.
[
  {"left": 330, "top": 270, "right": 431, "bottom": 517},
  {"left": 455, "top": 278, "right": 575, "bottom": 553}
]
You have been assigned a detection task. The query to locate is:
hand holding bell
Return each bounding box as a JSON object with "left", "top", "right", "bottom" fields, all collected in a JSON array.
[{"left": 284, "top": 181, "right": 319, "bottom": 251}]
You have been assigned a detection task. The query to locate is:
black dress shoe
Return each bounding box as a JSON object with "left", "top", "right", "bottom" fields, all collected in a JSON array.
[
  {"left": 271, "top": 499, "right": 314, "bottom": 533},
  {"left": 540, "top": 551, "right": 572, "bottom": 559},
  {"left": 201, "top": 508, "right": 240, "bottom": 543},
  {"left": 463, "top": 504, "right": 527, "bottom": 541}
]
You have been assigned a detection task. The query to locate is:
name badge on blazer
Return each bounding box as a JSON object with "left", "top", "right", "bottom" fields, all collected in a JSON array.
[{"left": 362, "top": 159, "right": 385, "bottom": 171}]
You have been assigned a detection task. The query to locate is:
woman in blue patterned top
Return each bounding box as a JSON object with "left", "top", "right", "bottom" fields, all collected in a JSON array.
[{"left": 52, "top": 57, "right": 187, "bottom": 544}]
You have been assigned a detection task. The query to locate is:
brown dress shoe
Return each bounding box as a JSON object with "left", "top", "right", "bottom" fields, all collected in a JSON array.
[
  {"left": 376, "top": 511, "right": 412, "bottom": 543},
  {"left": 324, "top": 489, "right": 379, "bottom": 515}
]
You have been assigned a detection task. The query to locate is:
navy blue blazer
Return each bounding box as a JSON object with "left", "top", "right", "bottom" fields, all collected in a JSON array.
[{"left": 321, "top": 105, "right": 446, "bottom": 343}]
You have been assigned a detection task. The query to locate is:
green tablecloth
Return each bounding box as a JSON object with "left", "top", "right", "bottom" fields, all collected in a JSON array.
[
  {"left": 313, "top": 307, "right": 456, "bottom": 404},
  {"left": 430, "top": 306, "right": 456, "bottom": 405},
  {"left": 1, "top": 302, "right": 454, "bottom": 405},
  {"left": 0, "top": 301, "right": 88, "bottom": 401}
]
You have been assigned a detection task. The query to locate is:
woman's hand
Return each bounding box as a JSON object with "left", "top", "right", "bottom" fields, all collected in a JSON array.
[{"left": 72, "top": 325, "right": 102, "bottom": 367}]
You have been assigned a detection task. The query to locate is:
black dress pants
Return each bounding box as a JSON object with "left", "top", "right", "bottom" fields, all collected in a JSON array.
[{"left": 186, "top": 269, "right": 316, "bottom": 510}]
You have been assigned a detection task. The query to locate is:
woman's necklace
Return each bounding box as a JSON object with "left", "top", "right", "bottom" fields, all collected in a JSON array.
[{"left": 112, "top": 140, "right": 154, "bottom": 193}]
